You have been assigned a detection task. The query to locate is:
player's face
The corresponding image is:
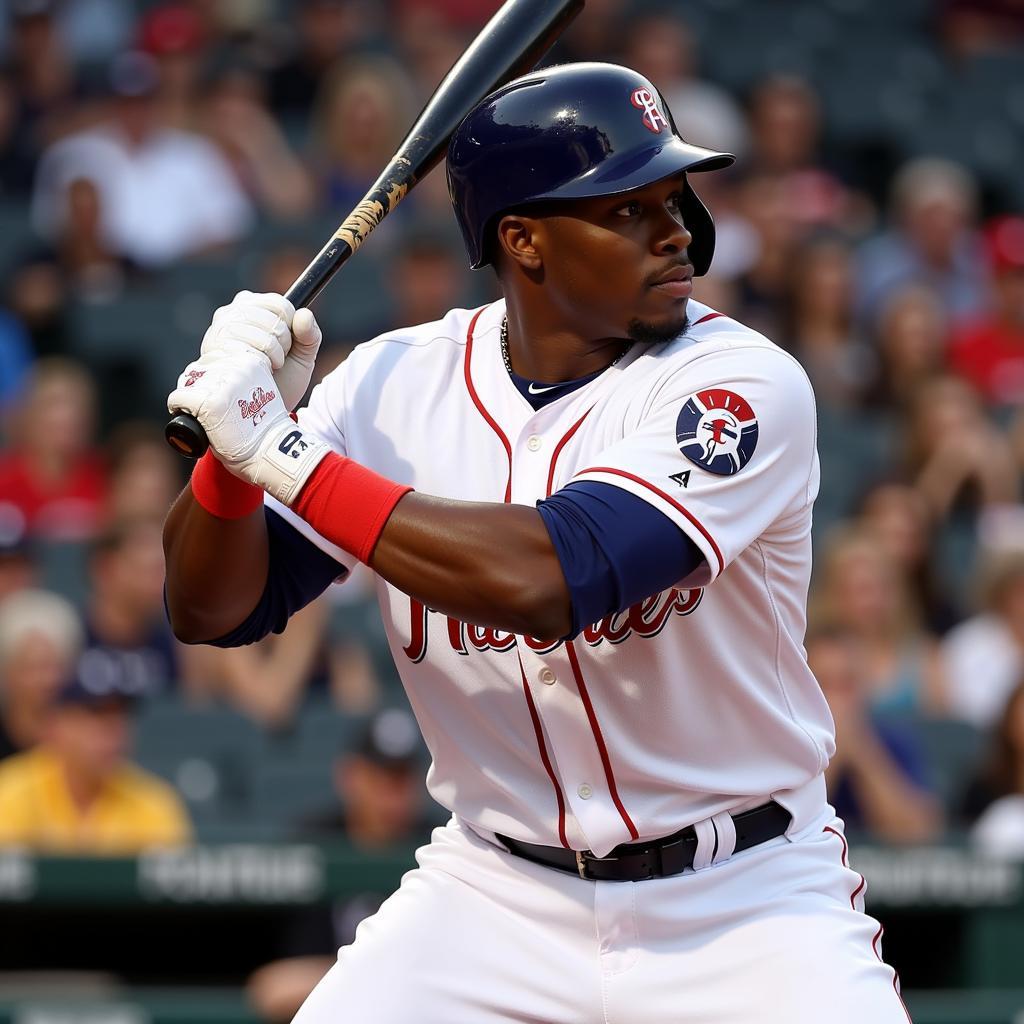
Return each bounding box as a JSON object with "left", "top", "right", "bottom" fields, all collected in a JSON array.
[{"left": 532, "top": 175, "right": 695, "bottom": 344}]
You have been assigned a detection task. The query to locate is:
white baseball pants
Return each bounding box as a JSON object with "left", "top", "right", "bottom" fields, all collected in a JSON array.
[{"left": 292, "top": 812, "right": 911, "bottom": 1024}]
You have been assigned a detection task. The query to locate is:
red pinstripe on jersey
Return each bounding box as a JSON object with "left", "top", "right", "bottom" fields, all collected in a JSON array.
[
  {"left": 463, "top": 305, "right": 570, "bottom": 845},
  {"left": 518, "top": 658, "right": 570, "bottom": 849},
  {"left": 464, "top": 307, "right": 512, "bottom": 503},
  {"left": 565, "top": 640, "right": 639, "bottom": 840},
  {"left": 692, "top": 311, "right": 725, "bottom": 326},
  {"left": 546, "top": 409, "right": 592, "bottom": 497},
  {"left": 824, "top": 825, "right": 912, "bottom": 1022},
  {"left": 575, "top": 466, "right": 725, "bottom": 576}
]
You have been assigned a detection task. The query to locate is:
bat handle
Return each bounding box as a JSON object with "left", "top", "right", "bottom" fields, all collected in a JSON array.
[{"left": 165, "top": 412, "right": 208, "bottom": 460}]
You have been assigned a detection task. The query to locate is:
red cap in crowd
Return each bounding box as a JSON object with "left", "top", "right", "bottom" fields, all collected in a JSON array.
[
  {"left": 985, "top": 216, "right": 1024, "bottom": 275},
  {"left": 138, "top": 4, "right": 206, "bottom": 56}
]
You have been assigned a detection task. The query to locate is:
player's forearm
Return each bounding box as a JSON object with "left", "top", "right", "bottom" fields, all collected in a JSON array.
[
  {"left": 370, "top": 493, "right": 573, "bottom": 640},
  {"left": 162, "top": 487, "right": 270, "bottom": 644}
]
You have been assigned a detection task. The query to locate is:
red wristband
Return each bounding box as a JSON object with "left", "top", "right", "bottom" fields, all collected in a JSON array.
[
  {"left": 190, "top": 451, "right": 264, "bottom": 520},
  {"left": 292, "top": 452, "right": 412, "bottom": 564}
]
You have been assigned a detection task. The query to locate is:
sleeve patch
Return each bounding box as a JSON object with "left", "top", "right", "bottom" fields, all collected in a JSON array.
[{"left": 676, "top": 388, "right": 759, "bottom": 476}]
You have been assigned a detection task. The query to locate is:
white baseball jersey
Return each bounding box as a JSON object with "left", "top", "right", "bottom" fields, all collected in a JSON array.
[{"left": 270, "top": 298, "right": 835, "bottom": 858}]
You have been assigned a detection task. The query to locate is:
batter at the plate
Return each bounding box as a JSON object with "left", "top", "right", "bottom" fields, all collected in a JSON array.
[{"left": 163, "top": 62, "right": 911, "bottom": 1024}]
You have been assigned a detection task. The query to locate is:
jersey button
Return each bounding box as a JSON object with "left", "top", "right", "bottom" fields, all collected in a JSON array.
[
  {"left": 539, "top": 668, "right": 556, "bottom": 685},
  {"left": 577, "top": 784, "right": 593, "bottom": 799},
  {"left": 527, "top": 435, "right": 542, "bottom": 452}
]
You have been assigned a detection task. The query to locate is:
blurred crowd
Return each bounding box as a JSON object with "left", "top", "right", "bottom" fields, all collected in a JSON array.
[{"left": 1, "top": 0, "right": 1024, "bottom": 890}]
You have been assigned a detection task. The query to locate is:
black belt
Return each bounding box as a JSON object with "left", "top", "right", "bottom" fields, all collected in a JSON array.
[{"left": 497, "top": 802, "right": 791, "bottom": 882}]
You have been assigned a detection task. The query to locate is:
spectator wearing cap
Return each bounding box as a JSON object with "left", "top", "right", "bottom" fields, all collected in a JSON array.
[
  {"left": 856, "top": 158, "right": 988, "bottom": 324},
  {"left": 0, "top": 655, "right": 192, "bottom": 852},
  {"left": 30, "top": 50, "right": 252, "bottom": 268},
  {"left": 247, "top": 708, "right": 434, "bottom": 1021},
  {"left": 0, "top": 588, "right": 81, "bottom": 761},
  {"left": 138, "top": 2, "right": 208, "bottom": 131},
  {"left": 949, "top": 216, "right": 1024, "bottom": 406}
]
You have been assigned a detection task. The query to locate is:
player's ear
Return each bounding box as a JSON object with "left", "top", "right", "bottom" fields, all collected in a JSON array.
[{"left": 495, "top": 214, "right": 544, "bottom": 273}]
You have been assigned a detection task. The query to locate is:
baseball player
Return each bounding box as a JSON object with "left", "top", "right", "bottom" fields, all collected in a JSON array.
[{"left": 163, "top": 63, "right": 910, "bottom": 1023}]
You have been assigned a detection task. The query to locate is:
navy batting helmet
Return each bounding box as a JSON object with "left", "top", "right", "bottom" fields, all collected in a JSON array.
[{"left": 446, "top": 62, "right": 734, "bottom": 274}]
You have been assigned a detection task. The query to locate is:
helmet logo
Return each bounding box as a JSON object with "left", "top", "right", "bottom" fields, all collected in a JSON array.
[{"left": 630, "top": 88, "right": 668, "bottom": 134}]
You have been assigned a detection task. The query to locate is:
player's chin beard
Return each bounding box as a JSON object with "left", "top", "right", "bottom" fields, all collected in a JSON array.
[{"left": 626, "top": 311, "right": 690, "bottom": 346}]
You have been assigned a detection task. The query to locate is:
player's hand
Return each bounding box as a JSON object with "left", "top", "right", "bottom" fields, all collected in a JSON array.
[
  {"left": 167, "top": 349, "right": 329, "bottom": 505},
  {"left": 200, "top": 291, "right": 322, "bottom": 411}
]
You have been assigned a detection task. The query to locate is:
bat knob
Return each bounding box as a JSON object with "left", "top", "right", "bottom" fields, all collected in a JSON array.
[{"left": 165, "top": 412, "right": 209, "bottom": 460}]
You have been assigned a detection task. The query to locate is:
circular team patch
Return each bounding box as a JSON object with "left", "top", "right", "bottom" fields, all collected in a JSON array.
[{"left": 676, "top": 388, "right": 758, "bottom": 476}]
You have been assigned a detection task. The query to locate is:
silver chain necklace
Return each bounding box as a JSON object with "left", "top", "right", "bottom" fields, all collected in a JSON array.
[{"left": 500, "top": 316, "right": 631, "bottom": 379}]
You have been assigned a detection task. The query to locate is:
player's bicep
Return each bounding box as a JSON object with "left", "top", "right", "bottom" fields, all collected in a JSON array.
[
  {"left": 207, "top": 507, "right": 347, "bottom": 648},
  {"left": 537, "top": 481, "right": 705, "bottom": 638},
  {"left": 573, "top": 350, "right": 817, "bottom": 581}
]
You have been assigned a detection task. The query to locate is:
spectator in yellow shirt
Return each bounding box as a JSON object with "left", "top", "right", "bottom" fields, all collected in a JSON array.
[{"left": 0, "top": 658, "right": 192, "bottom": 854}]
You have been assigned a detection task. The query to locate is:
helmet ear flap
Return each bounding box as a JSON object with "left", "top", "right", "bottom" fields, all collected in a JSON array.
[{"left": 681, "top": 180, "right": 716, "bottom": 277}]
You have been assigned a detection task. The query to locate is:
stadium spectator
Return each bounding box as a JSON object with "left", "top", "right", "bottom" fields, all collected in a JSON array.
[
  {"left": 0, "top": 70, "right": 39, "bottom": 196},
  {"left": 620, "top": 11, "right": 748, "bottom": 159},
  {"left": 394, "top": 0, "right": 472, "bottom": 103},
  {"left": 865, "top": 285, "right": 948, "bottom": 412},
  {"left": 942, "top": 550, "right": 1024, "bottom": 728},
  {"left": 81, "top": 519, "right": 192, "bottom": 700},
  {"left": 311, "top": 57, "right": 416, "bottom": 219},
  {"left": 746, "top": 74, "right": 856, "bottom": 233},
  {"left": 810, "top": 526, "right": 948, "bottom": 715},
  {"left": 384, "top": 228, "right": 475, "bottom": 331},
  {"left": 0, "top": 509, "right": 36, "bottom": 603},
  {"left": 0, "top": 357, "right": 107, "bottom": 541},
  {"left": 783, "top": 234, "right": 875, "bottom": 412},
  {"left": 809, "top": 627, "right": 942, "bottom": 844},
  {"left": 941, "top": 0, "right": 1024, "bottom": 59},
  {"left": 0, "top": 655, "right": 192, "bottom": 852},
  {"left": 30, "top": 50, "right": 253, "bottom": 268},
  {"left": 196, "top": 596, "right": 336, "bottom": 729},
  {"left": 0, "top": 588, "right": 82, "bottom": 760},
  {"left": 103, "top": 422, "right": 184, "bottom": 526},
  {"left": 733, "top": 173, "right": 808, "bottom": 341},
  {"left": 5, "top": 0, "right": 80, "bottom": 147},
  {"left": 0, "top": 303, "right": 32, "bottom": 412},
  {"left": 963, "top": 681, "right": 1024, "bottom": 856},
  {"left": 201, "top": 60, "right": 314, "bottom": 220},
  {"left": 904, "top": 375, "right": 1019, "bottom": 522},
  {"left": 949, "top": 215, "right": 1024, "bottom": 407},
  {"left": 138, "top": 2, "right": 208, "bottom": 131},
  {"left": 856, "top": 157, "right": 988, "bottom": 322},
  {"left": 267, "top": 0, "right": 373, "bottom": 126},
  {"left": 247, "top": 708, "right": 432, "bottom": 1021},
  {"left": 857, "top": 481, "right": 962, "bottom": 635}
]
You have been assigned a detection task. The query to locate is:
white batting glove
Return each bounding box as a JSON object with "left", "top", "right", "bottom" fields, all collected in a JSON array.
[
  {"left": 167, "top": 350, "right": 330, "bottom": 505},
  {"left": 200, "top": 291, "right": 322, "bottom": 411}
]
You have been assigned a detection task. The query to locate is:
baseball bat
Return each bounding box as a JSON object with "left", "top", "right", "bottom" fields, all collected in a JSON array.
[{"left": 165, "top": 0, "right": 585, "bottom": 459}]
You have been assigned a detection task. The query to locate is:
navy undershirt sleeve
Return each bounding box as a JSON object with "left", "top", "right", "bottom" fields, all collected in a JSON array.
[
  {"left": 205, "top": 507, "right": 347, "bottom": 648},
  {"left": 536, "top": 481, "right": 706, "bottom": 639}
]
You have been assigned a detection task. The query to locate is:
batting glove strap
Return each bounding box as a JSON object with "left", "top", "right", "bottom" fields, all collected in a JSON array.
[{"left": 248, "top": 419, "right": 332, "bottom": 507}]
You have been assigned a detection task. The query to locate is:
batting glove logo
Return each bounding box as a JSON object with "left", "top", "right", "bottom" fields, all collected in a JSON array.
[
  {"left": 238, "top": 386, "right": 277, "bottom": 426},
  {"left": 676, "top": 388, "right": 758, "bottom": 475}
]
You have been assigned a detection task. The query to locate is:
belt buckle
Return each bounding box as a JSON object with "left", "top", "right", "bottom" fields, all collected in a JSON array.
[{"left": 575, "top": 849, "right": 588, "bottom": 879}]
